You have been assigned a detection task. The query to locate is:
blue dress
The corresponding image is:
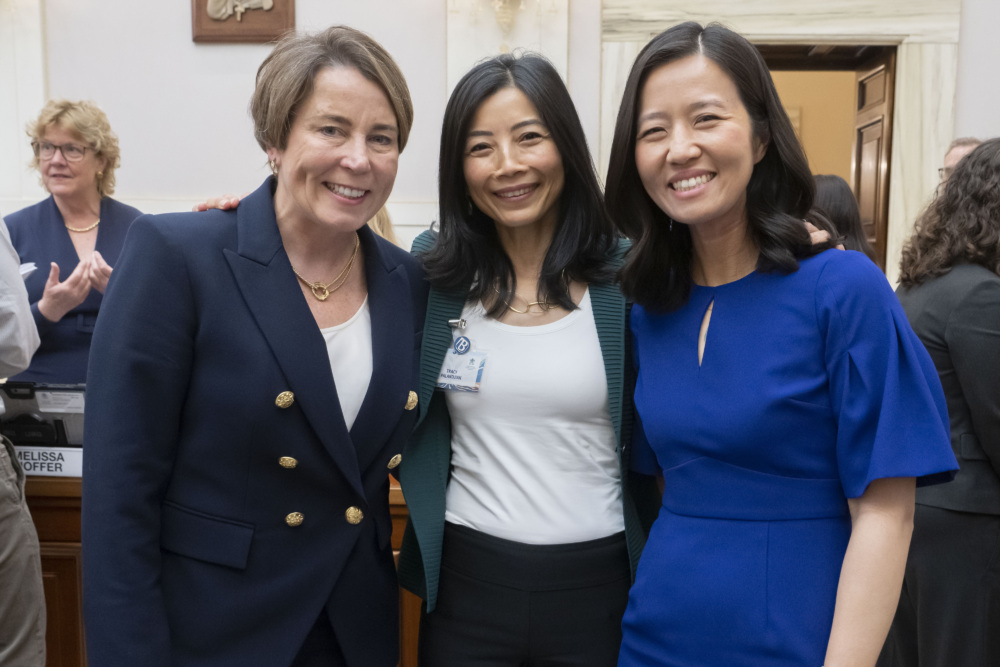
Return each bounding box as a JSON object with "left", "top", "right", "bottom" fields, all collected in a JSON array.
[{"left": 618, "top": 250, "right": 957, "bottom": 666}]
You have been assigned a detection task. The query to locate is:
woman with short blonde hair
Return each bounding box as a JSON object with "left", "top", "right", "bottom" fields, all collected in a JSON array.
[{"left": 4, "top": 99, "right": 140, "bottom": 384}]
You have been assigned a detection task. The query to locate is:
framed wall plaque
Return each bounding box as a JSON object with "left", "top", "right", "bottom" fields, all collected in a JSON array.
[{"left": 191, "top": 0, "right": 295, "bottom": 43}]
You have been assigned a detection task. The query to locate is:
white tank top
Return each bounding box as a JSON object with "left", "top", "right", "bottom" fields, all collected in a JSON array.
[{"left": 443, "top": 289, "right": 625, "bottom": 544}]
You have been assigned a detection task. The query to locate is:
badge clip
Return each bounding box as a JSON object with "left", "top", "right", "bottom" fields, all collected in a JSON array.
[{"left": 448, "top": 318, "right": 467, "bottom": 330}]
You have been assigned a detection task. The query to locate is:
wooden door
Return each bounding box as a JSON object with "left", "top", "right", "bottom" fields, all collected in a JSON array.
[{"left": 851, "top": 51, "right": 896, "bottom": 271}]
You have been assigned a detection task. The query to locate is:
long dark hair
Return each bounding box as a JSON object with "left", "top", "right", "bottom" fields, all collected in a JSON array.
[
  {"left": 899, "top": 138, "right": 1000, "bottom": 286},
  {"left": 419, "top": 52, "right": 615, "bottom": 317},
  {"left": 813, "top": 174, "right": 876, "bottom": 262},
  {"left": 606, "top": 22, "right": 829, "bottom": 312}
]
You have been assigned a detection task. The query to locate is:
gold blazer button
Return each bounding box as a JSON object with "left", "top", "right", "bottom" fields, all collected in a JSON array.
[
  {"left": 387, "top": 454, "right": 402, "bottom": 470},
  {"left": 285, "top": 512, "right": 304, "bottom": 527},
  {"left": 345, "top": 507, "right": 364, "bottom": 525},
  {"left": 275, "top": 391, "right": 295, "bottom": 409},
  {"left": 404, "top": 391, "right": 418, "bottom": 411},
  {"left": 279, "top": 456, "right": 298, "bottom": 469}
]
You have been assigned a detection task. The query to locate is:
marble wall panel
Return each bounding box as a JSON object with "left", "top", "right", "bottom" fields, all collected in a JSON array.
[
  {"left": 446, "top": 0, "right": 568, "bottom": 95},
  {"left": 885, "top": 42, "right": 959, "bottom": 284},
  {"left": 598, "top": 40, "right": 644, "bottom": 179}
]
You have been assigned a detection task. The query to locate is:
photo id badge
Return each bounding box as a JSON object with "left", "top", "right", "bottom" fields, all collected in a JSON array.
[{"left": 437, "top": 336, "right": 487, "bottom": 393}]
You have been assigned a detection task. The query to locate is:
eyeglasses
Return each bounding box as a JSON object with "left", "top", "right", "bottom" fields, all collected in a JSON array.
[
  {"left": 32, "top": 140, "right": 91, "bottom": 162},
  {"left": 938, "top": 166, "right": 954, "bottom": 181}
]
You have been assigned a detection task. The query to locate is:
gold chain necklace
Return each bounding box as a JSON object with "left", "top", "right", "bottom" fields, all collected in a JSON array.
[
  {"left": 291, "top": 233, "right": 360, "bottom": 301},
  {"left": 65, "top": 218, "right": 100, "bottom": 233},
  {"left": 494, "top": 286, "right": 552, "bottom": 314}
]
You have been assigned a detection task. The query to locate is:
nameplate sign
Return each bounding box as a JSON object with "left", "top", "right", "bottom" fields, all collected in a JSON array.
[{"left": 14, "top": 446, "right": 82, "bottom": 477}]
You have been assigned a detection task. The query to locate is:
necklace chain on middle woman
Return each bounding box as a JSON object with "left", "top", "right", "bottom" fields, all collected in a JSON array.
[{"left": 494, "top": 285, "right": 552, "bottom": 314}]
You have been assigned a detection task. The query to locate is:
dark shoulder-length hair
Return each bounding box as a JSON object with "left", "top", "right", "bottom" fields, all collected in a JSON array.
[
  {"left": 606, "top": 21, "right": 829, "bottom": 312},
  {"left": 899, "top": 138, "right": 1000, "bottom": 286},
  {"left": 813, "top": 174, "right": 877, "bottom": 262},
  {"left": 419, "top": 51, "right": 616, "bottom": 317}
]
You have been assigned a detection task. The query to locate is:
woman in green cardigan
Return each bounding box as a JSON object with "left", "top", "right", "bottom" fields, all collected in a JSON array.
[{"left": 396, "top": 52, "right": 658, "bottom": 666}]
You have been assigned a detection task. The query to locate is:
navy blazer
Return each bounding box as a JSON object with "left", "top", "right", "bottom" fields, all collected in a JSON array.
[
  {"left": 4, "top": 195, "right": 141, "bottom": 383},
  {"left": 82, "top": 178, "right": 428, "bottom": 667}
]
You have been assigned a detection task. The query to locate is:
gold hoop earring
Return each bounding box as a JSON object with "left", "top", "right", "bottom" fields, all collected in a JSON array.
[{"left": 269, "top": 159, "right": 278, "bottom": 176}]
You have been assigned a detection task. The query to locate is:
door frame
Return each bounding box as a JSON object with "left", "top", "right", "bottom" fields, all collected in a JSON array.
[{"left": 599, "top": 1, "right": 961, "bottom": 284}]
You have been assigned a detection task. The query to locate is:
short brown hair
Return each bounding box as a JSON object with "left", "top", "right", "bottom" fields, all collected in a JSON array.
[
  {"left": 27, "top": 99, "right": 121, "bottom": 197},
  {"left": 250, "top": 25, "right": 413, "bottom": 153}
]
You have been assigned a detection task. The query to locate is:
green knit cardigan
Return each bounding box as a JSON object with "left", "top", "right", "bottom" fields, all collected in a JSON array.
[{"left": 396, "top": 230, "right": 657, "bottom": 612}]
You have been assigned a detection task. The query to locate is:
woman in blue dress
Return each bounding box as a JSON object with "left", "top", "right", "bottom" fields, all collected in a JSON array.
[{"left": 604, "top": 22, "right": 958, "bottom": 666}]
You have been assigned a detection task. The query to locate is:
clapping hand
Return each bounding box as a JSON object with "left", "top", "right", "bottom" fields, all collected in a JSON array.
[
  {"left": 88, "top": 250, "right": 113, "bottom": 294},
  {"left": 37, "top": 258, "right": 93, "bottom": 323}
]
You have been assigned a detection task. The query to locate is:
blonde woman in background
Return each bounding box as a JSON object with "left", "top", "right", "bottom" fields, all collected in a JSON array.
[
  {"left": 3, "top": 100, "right": 142, "bottom": 384},
  {"left": 368, "top": 206, "right": 398, "bottom": 246}
]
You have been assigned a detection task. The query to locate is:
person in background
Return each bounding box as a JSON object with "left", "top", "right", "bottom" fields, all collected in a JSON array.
[
  {"left": 3, "top": 100, "right": 141, "bottom": 384},
  {"left": 0, "top": 217, "right": 45, "bottom": 667},
  {"left": 813, "top": 174, "right": 877, "bottom": 262},
  {"left": 605, "top": 22, "right": 957, "bottom": 666},
  {"left": 939, "top": 136, "right": 980, "bottom": 183},
  {"left": 1, "top": 219, "right": 40, "bottom": 377},
  {"left": 83, "top": 26, "right": 426, "bottom": 666},
  {"left": 879, "top": 137, "right": 1000, "bottom": 667},
  {"left": 368, "top": 206, "right": 399, "bottom": 246},
  {"left": 396, "top": 52, "right": 658, "bottom": 666}
]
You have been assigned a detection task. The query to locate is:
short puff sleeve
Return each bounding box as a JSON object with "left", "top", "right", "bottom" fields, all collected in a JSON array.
[{"left": 818, "top": 253, "right": 957, "bottom": 498}]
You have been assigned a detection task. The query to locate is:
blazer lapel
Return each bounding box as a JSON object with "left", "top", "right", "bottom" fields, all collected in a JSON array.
[
  {"left": 223, "top": 179, "right": 363, "bottom": 496},
  {"left": 346, "top": 227, "right": 415, "bottom": 468}
]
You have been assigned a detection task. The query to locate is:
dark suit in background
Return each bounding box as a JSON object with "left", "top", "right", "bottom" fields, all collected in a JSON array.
[
  {"left": 82, "top": 179, "right": 427, "bottom": 667},
  {"left": 880, "top": 262, "right": 1000, "bottom": 666}
]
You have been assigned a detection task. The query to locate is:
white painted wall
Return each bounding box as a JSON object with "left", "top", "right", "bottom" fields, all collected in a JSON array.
[
  {"left": 955, "top": 0, "right": 1000, "bottom": 141},
  {"left": 0, "top": 0, "right": 990, "bottom": 248},
  {"left": 0, "top": 0, "right": 47, "bottom": 207},
  {"left": 36, "top": 0, "right": 450, "bottom": 246},
  {"left": 1, "top": 0, "right": 602, "bottom": 248}
]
